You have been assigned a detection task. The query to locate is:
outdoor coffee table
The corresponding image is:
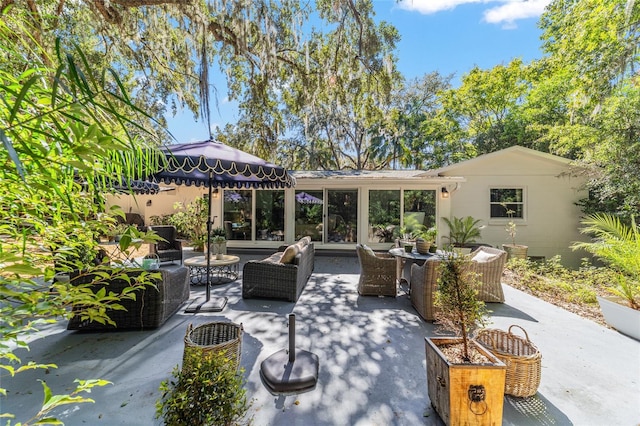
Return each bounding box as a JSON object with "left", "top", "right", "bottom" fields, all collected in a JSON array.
[{"left": 184, "top": 255, "right": 240, "bottom": 285}]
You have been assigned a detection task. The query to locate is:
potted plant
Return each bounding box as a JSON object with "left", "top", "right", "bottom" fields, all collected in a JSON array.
[
  {"left": 502, "top": 220, "right": 528, "bottom": 260},
  {"left": 414, "top": 226, "right": 437, "bottom": 254},
  {"left": 212, "top": 235, "right": 226, "bottom": 260},
  {"left": 571, "top": 213, "right": 640, "bottom": 340},
  {"left": 425, "top": 253, "right": 506, "bottom": 425},
  {"left": 442, "top": 216, "right": 482, "bottom": 255}
]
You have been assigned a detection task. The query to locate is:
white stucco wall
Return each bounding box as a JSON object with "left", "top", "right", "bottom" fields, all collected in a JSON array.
[{"left": 438, "top": 147, "right": 588, "bottom": 268}]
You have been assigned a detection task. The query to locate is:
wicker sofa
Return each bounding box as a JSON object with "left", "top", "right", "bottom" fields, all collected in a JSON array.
[
  {"left": 67, "top": 265, "right": 189, "bottom": 331},
  {"left": 242, "top": 237, "right": 315, "bottom": 302}
]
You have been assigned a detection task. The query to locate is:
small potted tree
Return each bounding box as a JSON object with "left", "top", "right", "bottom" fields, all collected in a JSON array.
[
  {"left": 425, "top": 253, "right": 506, "bottom": 425},
  {"left": 502, "top": 220, "right": 528, "bottom": 260},
  {"left": 212, "top": 235, "right": 226, "bottom": 260}
]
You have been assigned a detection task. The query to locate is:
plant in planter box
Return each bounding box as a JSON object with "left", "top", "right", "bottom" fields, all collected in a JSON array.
[
  {"left": 571, "top": 213, "right": 640, "bottom": 339},
  {"left": 425, "top": 253, "right": 506, "bottom": 426},
  {"left": 502, "top": 211, "right": 528, "bottom": 260}
]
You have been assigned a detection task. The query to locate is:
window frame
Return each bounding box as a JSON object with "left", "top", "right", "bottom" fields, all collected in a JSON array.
[{"left": 489, "top": 187, "right": 526, "bottom": 221}]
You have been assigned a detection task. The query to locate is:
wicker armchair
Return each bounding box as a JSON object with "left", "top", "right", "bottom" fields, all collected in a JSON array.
[
  {"left": 410, "top": 259, "right": 442, "bottom": 321},
  {"left": 470, "top": 246, "right": 507, "bottom": 302},
  {"left": 356, "top": 244, "right": 397, "bottom": 297},
  {"left": 148, "top": 225, "right": 183, "bottom": 264}
]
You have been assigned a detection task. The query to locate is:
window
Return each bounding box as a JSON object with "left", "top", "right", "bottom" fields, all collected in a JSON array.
[
  {"left": 295, "top": 190, "right": 323, "bottom": 242},
  {"left": 490, "top": 188, "right": 524, "bottom": 218},
  {"left": 368, "top": 190, "right": 401, "bottom": 243}
]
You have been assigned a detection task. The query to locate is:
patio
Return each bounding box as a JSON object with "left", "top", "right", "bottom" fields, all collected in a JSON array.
[{"left": 4, "top": 252, "right": 639, "bottom": 425}]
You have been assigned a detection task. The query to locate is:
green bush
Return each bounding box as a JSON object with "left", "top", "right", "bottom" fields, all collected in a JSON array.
[{"left": 156, "top": 350, "right": 249, "bottom": 426}]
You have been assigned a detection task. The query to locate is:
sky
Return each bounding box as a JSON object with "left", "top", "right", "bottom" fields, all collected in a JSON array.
[{"left": 165, "top": 0, "right": 551, "bottom": 143}]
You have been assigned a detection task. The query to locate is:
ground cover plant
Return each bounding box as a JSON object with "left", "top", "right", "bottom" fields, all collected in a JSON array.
[{"left": 503, "top": 256, "right": 615, "bottom": 327}]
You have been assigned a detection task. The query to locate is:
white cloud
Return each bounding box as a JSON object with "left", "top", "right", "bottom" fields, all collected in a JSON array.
[
  {"left": 398, "top": 0, "right": 551, "bottom": 28},
  {"left": 398, "top": 0, "right": 484, "bottom": 14},
  {"left": 483, "top": 0, "right": 551, "bottom": 28}
]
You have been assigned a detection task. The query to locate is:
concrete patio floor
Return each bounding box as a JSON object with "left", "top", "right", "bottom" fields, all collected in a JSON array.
[{"left": 3, "top": 252, "right": 640, "bottom": 425}]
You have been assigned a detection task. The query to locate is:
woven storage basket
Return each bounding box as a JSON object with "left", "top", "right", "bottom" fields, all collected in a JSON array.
[
  {"left": 415, "top": 239, "right": 431, "bottom": 254},
  {"left": 475, "top": 325, "right": 541, "bottom": 398},
  {"left": 183, "top": 321, "right": 243, "bottom": 372}
]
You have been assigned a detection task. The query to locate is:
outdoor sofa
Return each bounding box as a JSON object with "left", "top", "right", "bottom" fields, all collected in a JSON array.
[
  {"left": 242, "top": 236, "right": 315, "bottom": 302},
  {"left": 66, "top": 264, "right": 189, "bottom": 331}
]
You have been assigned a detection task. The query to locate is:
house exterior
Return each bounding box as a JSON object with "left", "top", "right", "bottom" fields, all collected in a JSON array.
[{"left": 106, "top": 145, "right": 588, "bottom": 267}]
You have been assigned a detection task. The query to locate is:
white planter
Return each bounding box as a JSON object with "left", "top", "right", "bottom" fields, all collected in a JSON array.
[{"left": 597, "top": 296, "right": 640, "bottom": 341}]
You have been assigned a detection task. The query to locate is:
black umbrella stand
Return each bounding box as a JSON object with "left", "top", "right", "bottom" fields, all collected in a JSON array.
[{"left": 184, "top": 172, "right": 228, "bottom": 313}]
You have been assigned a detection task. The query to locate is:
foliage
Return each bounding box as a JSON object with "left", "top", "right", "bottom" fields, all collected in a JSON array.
[
  {"left": 414, "top": 226, "right": 438, "bottom": 243},
  {"left": 156, "top": 350, "right": 249, "bottom": 426},
  {"left": 434, "top": 254, "right": 488, "bottom": 361},
  {"left": 571, "top": 213, "right": 640, "bottom": 309},
  {"left": 442, "top": 216, "right": 483, "bottom": 247},
  {"left": 165, "top": 197, "right": 208, "bottom": 250},
  {"left": 0, "top": 17, "right": 161, "bottom": 424}
]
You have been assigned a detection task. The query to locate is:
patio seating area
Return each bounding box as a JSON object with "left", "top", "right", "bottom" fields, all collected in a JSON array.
[{"left": 3, "top": 252, "right": 639, "bottom": 425}]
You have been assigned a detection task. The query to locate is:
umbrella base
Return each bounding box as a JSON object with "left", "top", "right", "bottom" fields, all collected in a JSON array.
[{"left": 184, "top": 296, "right": 228, "bottom": 313}]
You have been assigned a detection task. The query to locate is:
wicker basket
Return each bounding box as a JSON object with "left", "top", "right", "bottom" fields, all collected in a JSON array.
[
  {"left": 475, "top": 325, "right": 541, "bottom": 398},
  {"left": 183, "top": 321, "right": 243, "bottom": 372},
  {"left": 415, "top": 239, "right": 431, "bottom": 254}
]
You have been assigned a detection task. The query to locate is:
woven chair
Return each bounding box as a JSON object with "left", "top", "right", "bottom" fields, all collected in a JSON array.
[
  {"left": 356, "top": 244, "right": 397, "bottom": 297},
  {"left": 410, "top": 259, "right": 442, "bottom": 321},
  {"left": 470, "top": 246, "right": 507, "bottom": 302},
  {"left": 148, "top": 225, "right": 183, "bottom": 265}
]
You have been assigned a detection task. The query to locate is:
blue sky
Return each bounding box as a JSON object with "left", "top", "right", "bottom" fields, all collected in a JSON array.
[{"left": 166, "top": 0, "right": 550, "bottom": 143}]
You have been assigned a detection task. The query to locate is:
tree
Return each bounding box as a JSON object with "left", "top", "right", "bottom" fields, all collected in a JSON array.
[{"left": 0, "top": 19, "right": 161, "bottom": 423}]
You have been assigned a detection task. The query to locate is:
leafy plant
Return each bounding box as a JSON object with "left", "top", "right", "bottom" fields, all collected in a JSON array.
[
  {"left": 505, "top": 221, "right": 518, "bottom": 246},
  {"left": 434, "top": 253, "right": 488, "bottom": 362},
  {"left": 571, "top": 213, "right": 640, "bottom": 310},
  {"left": 156, "top": 350, "right": 249, "bottom": 425},
  {"left": 442, "top": 216, "right": 482, "bottom": 247},
  {"left": 414, "top": 226, "right": 437, "bottom": 243},
  {"left": 212, "top": 235, "right": 226, "bottom": 255},
  {"left": 166, "top": 197, "right": 208, "bottom": 250}
]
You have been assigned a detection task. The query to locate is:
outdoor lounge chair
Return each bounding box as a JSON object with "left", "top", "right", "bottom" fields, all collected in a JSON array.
[
  {"left": 470, "top": 246, "right": 507, "bottom": 302},
  {"left": 148, "top": 225, "right": 183, "bottom": 264},
  {"left": 410, "top": 258, "right": 441, "bottom": 321},
  {"left": 355, "top": 244, "right": 396, "bottom": 297}
]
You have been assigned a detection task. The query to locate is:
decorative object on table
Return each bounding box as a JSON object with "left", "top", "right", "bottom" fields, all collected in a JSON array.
[
  {"left": 147, "top": 140, "right": 294, "bottom": 313},
  {"left": 502, "top": 219, "right": 528, "bottom": 260},
  {"left": 355, "top": 244, "right": 396, "bottom": 297},
  {"left": 403, "top": 242, "right": 414, "bottom": 253},
  {"left": 142, "top": 253, "right": 160, "bottom": 270},
  {"left": 261, "top": 313, "right": 319, "bottom": 394},
  {"left": 442, "top": 216, "right": 483, "bottom": 255},
  {"left": 426, "top": 252, "right": 506, "bottom": 426},
  {"left": 475, "top": 325, "right": 542, "bottom": 398},
  {"left": 211, "top": 235, "right": 226, "bottom": 260},
  {"left": 571, "top": 213, "right": 640, "bottom": 340},
  {"left": 414, "top": 226, "right": 437, "bottom": 254}
]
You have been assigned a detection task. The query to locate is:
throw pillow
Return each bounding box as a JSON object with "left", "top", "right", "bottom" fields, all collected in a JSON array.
[
  {"left": 362, "top": 244, "right": 376, "bottom": 257},
  {"left": 279, "top": 244, "right": 300, "bottom": 264},
  {"left": 301, "top": 236, "right": 312, "bottom": 246},
  {"left": 472, "top": 250, "right": 499, "bottom": 263}
]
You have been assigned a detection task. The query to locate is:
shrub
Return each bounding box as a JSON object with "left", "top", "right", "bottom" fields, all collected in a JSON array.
[{"left": 156, "top": 350, "right": 249, "bottom": 426}]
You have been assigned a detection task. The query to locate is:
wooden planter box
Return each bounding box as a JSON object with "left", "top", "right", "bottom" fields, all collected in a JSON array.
[
  {"left": 425, "top": 337, "right": 506, "bottom": 426},
  {"left": 502, "top": 244, "right": 528, "bottom": 260}
]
